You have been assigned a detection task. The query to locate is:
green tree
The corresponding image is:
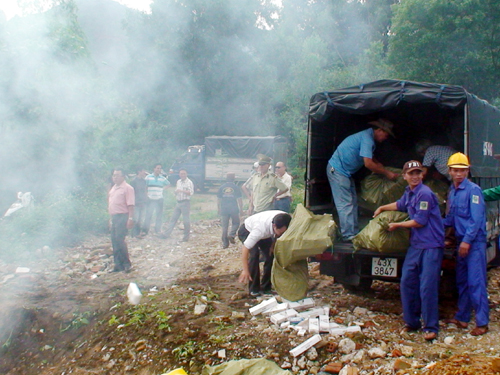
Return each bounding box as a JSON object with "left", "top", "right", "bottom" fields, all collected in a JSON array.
[{"left": 388, "top": 0, "right": 500, "bottom": 101}]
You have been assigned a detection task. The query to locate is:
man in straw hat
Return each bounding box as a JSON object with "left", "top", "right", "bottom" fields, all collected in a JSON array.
[
  {"left": 327, "top": 118, "right": 398, "bottom": 242},
  {"left": 374, "top": 160, "right": 444, "bottom": 341},
  {"left": 443, "top": 152, "right": 489, "bottom": 336}
]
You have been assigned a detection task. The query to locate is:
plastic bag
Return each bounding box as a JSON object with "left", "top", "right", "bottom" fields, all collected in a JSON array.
[{"left": 352, "top": 211, "right": 410, "bottom": 253}]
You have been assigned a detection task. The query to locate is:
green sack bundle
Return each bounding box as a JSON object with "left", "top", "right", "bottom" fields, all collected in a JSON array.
[
  {"left": 274, "top": 204, "right": 335, "bottom": 268},
  {"left": 202, "top": 358, "right": 292, "bottom": 375},
  {"left": 352, "top": 211, "right": 410, "bottom": 253},
  {"left": 272, "top": 258, "right": 309, "bottom": 302},
  {"left": 272, "top": 204, "right": 335, "bottom": 301},
  {"left": 359, "top": 168, "right": 406, "bottom": 212}
]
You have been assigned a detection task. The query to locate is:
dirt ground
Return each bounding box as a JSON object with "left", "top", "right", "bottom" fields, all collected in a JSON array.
[{"left": 1, "top": 193, "right": 500, "bottom": 375}]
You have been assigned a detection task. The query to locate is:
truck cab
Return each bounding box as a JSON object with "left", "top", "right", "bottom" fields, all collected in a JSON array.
[
  {"left": 306, "top": 79, "right": 500, "bottom": 290},
  {"left": 169, "top": 145, "right": 205, "bottom": 190}
]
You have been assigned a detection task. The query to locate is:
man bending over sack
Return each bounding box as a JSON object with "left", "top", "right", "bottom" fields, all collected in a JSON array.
[{"left": 238, "top": 211, "right": 291, "bottom": 297}]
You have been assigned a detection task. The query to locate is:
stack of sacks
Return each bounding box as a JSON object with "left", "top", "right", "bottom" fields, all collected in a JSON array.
[{"left": 359, "top": 167, "right": 406, "bottom": 212}]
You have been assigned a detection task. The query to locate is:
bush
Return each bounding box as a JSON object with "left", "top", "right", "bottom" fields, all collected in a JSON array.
[{"left": 0, "top": 189, "right": 108, "bottom": 261}]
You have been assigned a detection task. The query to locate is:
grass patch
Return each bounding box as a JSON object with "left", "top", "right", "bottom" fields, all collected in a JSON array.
[{"left": 0, "top": 189, "right": 108, "bottom": 261}]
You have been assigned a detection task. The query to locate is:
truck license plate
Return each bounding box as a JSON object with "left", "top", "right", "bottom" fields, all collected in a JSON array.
[{"left": 372, "top": 257, "right": 397, "bottom": 277}]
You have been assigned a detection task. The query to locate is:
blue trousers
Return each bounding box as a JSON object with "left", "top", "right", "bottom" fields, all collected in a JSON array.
[
  {"left": 454, "top": 241, "right": 489, "bottom": 327},
  {"left": 400, "top": 246, "right": 443, "bottom": 333},
  {"left": 221, "top": 210, "right": 240, "bottom": 247},
  {"left": 326, "top": 165, "right": 358, "bottom": 239},
  {"left": 274, "top": 197, "right": 291, "bottom": 213},
  {"left": 144, "top": 198, "right": 164, "bottom": 234}
]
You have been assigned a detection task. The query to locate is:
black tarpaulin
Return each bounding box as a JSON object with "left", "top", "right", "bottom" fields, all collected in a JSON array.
[{"left": 309, "top": 79, "right": 468, "bottom": 121}]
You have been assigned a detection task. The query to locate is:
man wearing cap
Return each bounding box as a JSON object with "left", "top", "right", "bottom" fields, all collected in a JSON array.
[
  {"left": 374, "top": 160, "right": 444, "bottom": 341},
  {"left": 217, "top": 173, "right": 243, "bottom": 248},
  {"left": 274, "top": 161, "right": 293, "bottom": 213},
  {"left": 247, "top": 155, "right": 288, "bottom": 214},
  {"left": 327, "top": 118, "right": 398, "bottom": 242},
  {"left": 443, "top": 152, "right": 489, "bottom": 336}
]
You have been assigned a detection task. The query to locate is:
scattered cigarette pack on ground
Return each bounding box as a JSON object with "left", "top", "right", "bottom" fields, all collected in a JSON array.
[{"left": 249, "top": 296, "right": 364, "bottom": 358}]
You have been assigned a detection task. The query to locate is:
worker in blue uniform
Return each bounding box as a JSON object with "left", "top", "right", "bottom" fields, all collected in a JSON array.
[
  {"left": 443, "top": 152, "right": 489, "bottom": 336},
  {"left": 374, "top": 160, "right": 444, "bottom": 341}
]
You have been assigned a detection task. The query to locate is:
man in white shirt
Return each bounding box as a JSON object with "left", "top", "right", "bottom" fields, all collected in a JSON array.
[
  {"left": 274, "top": 161, "right": 293, "bottom": 213},
  {"left": 237, "top": 210, "right": 292, "bottom": 296},
  {"left": 162, "top": 169, "right": 194, "bottom": 242}
]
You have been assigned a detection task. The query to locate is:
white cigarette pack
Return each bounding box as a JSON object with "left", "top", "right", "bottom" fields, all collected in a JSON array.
[
  {"left": 262, "top": 303, "right": 288, "bottom": 316},
  {"left": 280, "top": 321, "right": 291, "bottom": 329},
  {"left": 270, "top": 309, "right": 298, "bottom": 325},
  {"left": 289, "top": 334, "right": 322, "bottom": 357},
  {"left": 288, "top": 298, "right": 315, "bottom": 311},
  {"left": 319, "top": 315, "right": 330, "bottom": 332},
  {"left": 297, "top": 308, "right": 325, "bottom": 319},
  {"left": 346, "top": 325, "right": 362, "bottom": 333},
  {"left": 309, "top": 318, "right": 319, "bottom": 333},
  {"left": 329, "top": 327, "right": 347, "bottom": 336},
  {"left": 249, "top": 297, "right": 277, "bottom": 316}
]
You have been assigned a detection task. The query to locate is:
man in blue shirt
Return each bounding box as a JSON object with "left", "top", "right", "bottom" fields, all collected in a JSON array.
[
  {"left": 374, "top": 160, "right": 444, "bottom": 341},
  {"left": 327, "top": 119, "right": 398, "bottom": 241},
  {"left": 443, "top": 152, "right": 489, "bottom": 336}
]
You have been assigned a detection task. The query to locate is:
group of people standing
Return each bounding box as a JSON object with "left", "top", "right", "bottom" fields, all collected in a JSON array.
[
  {"left": 327, "top": 118, "right": 490, "bottom": 340},
  {"left": 107, "top": 164, "right": 194, "bottom": 273},
  {"left": 106, "top": 155, "right": 293, "bottom": 295}
]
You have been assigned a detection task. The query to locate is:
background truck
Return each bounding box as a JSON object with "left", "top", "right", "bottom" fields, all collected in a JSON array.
[
  {"left": 169, "top": 136, "right": 287, "bottom": 190},
  {"left": 305, "top": 79, "right": 500, "bottom": 290}
]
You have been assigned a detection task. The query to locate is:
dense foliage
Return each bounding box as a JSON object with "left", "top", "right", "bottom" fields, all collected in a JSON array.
[{"left": 0, "top": 0, "right": 499, "bottom": 253}]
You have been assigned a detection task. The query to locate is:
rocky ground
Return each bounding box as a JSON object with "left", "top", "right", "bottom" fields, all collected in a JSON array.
[{"left": 1, "top": 193, "right": 500, "bottom": 374}]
